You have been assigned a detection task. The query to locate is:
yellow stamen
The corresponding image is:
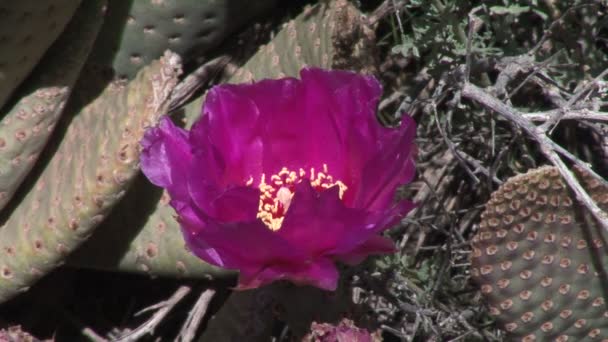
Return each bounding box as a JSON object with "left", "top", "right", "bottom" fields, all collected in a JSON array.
[{"left": 254, "top": 164, "right": 347, "bottom": 231}]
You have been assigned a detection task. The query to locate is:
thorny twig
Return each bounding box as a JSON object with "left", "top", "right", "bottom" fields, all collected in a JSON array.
[
  {"left": 523, "top": 109, "right": 608, "bottom": 122},
  {"left": 433, "top": 107, "right": 480, "bottom": 184},
  {"left": 113, "top": 286, "right": 191, "bottom": 342},
  {"left": 529, "top": 4, "right": 595, "bottom": 55},
  {"left": 539, "top": 69, "right": 608, "bottom": 132}
]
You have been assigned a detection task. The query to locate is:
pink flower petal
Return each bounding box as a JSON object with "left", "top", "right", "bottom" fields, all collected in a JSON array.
[
  {"left": 238, "top": 257, "right": 339, "bottom": 291},
  {"left": 140, "top": 116, "right": 192, "bottom": 203}
]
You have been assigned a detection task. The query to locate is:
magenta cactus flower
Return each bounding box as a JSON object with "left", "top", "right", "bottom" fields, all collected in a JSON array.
[{"left": 140, "top": 68, "right": 416, "bottom": 291}]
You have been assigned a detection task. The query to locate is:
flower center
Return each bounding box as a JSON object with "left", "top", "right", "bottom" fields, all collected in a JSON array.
[{"left": 250, "top": 164, "right": 347, "bottom": 231}]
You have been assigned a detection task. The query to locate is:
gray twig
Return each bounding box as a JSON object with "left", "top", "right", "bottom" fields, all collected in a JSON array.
[
  {"left": 539, "top": 69, "right": 608, "bottom": 132},
  {"left": 177, "top": 288, "right": 217, "bottom": 342},
  {"left": 461, "top": 83, "right": 608, "bottom": 232},
  {"left": 114, "top": 286, "right": 191, "bottom": 342},
  {"left": 432, "top": 107, "right": 480, "bottom": 184},
  {"left": 523, "top": 109, "right": 608, "bottom": 122}
]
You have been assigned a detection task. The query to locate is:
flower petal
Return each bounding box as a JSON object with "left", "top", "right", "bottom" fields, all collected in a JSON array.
[
  {"left": 195, "top": 79, "right": 294, "bottom": 181},
  {"left": 194, "top": 68, "right": 389, "bottom": 183},
  {"left": 238, "top": 257, "right": 339, "bottom": 291},
  {"left": 140, "top": 116, "right": 192, "bottom": 202},
  {"left": 279, "top": 180, "right": 410, "bottom": 264},
  {"left": 334, "top": 235, "right": 395, "bottom": 265},
  {"left": 278, "top": 181, "right": 370, "bottom": 257},
  {"left": 182, "top": 218, "right": 307, "bottom": 271},
  {"left": 353, "top": 115, "right": 416, "bottom": 211}
]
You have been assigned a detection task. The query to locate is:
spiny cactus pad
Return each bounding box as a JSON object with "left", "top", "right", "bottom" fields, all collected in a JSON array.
[
  {"left": 186, "top": 0, "right": 376, "bottom": 119},
  {"left": 90, "top": 0, "right": 277, "bottom": 80},
  {"left": 72, "top": 0, "right": 376, "bottom": 279},
  {"left": 471, "top": 166, "right": 608, "bottom": 341},
  {"left": 0, "top": 52, "right": 181, "bottom": 304},
  {"left": 0, "top": 0, "right": 81, "bottom": 110},
  {"left": 0, "top": 0, "right": 106, "bottom": 212},
  {"left": 225, "top": 0, "right": 376, "bottom": 82},
  {"left": 68, "top": 174, "right": 235, "bottom": 280}
]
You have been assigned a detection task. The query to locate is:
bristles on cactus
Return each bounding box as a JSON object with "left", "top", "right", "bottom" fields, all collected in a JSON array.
[{"left": 471, "top": 166, "right": 608, "bottom": 340}]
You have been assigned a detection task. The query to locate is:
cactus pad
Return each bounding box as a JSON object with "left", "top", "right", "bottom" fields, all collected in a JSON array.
[
  {"left": 0, "top": 52, "right": 181, "bottom": 303},
  {"left": 68, "top": 174, "right": 235, "bottom": 280},
  {"left": 471, "top": 166, "right": 608, "bottom": 340},
  {"left": 90, "top": 0, "right": 277, "bottom": 80},
  {"left": 0, "top": 0, "right": 106, "bottom": 212},
  {"left": 0, "top": 0, "right": 81, "bottom": 110},
  {"left": 185, "top": 0, "right": 376, "bottom": 119}
]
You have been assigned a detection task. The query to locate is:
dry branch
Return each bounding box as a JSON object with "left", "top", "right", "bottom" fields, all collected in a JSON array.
[{"left": 461, "top": 83, "right": 608, "bottom": 232}]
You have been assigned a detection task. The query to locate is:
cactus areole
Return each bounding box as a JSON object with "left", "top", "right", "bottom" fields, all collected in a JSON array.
[{"left": 140, "top": 68, "right": 416, "bottom": 290}]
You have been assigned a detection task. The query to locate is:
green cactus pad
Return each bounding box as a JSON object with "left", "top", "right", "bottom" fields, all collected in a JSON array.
[
  {"left": 471, "top": 166, "right": 608, "bottom": 340},
  {"left": 185, "top": 0, "right": 376, "bottom": 119},
  {"left": 0, "top": 0, "right": 81, "bottom": 110},
  {"left": 68, "top": 174, "right": 235, "bottom": 280},
  {"left": 71, "top": 0, "right": 376, "bottom": 279},
  {"left": 0, "top": 51, "right": 181, "bottom": 304},
  {"left": 0, "top": 1, "right": 107, "bottom": 212},
  {"left": 90, "top": 0, "right": 277, "bottom": 80}
]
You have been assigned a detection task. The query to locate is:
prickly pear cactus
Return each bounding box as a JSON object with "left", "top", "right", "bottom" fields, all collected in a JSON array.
[
  {"left": 186, "top": 0, "right": 376, "bottom": 120},
  {"left": 471, "top": 166, "right": 608, "bottom": 341},
  {"left": 0, "top": 0, "right": 106, "bottom": 212},
  {"left": 223, "top": 0, "right": 376, "bottom": 83},
  {"left": 68, "top": 174, "right": 235, "bottom": 280},
  {"left": 0, "top": 51, "right": 181, "bottom": 303},
  {"left": 0, "top": 0, "right": 81, "bottom": 110},
  {"left": 72, "top": 0, "right": 377, "bottom": 279},
  {"left": 90, "top": 0, "right": 277, "bottom": 80}
]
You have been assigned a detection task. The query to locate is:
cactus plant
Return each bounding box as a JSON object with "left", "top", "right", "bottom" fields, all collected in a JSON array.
[
  {"left": 0, "top": 0, "right": 81, "bottom": 110},
  {"left": 70, "top": 0, "right": 378, "bottom": 280},
  {"left": 0, "top": 0, "right": 279, "bottom": 303},
  {"left": 0, "top": 4, "right": 386, "bottom": 340},
  {"left": 0, "top": 47, "right": 181, "bottom": 302},
  {"left": 0, "top": 0, "right": 105, "bottom": 212},
  {"left": 471, "top": 166, "right": 608, "bottom": 340},
  {"left": 89, "top": 0, "right": 277, "bottom": 80}
]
